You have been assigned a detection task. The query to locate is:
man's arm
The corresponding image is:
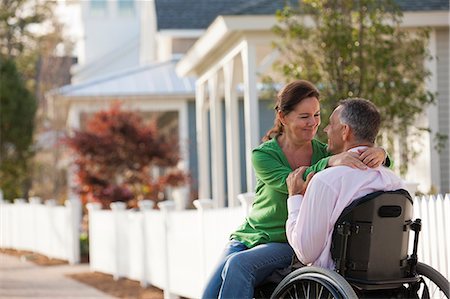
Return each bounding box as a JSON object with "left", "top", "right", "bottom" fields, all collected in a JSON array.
[{"left": 286, "top": 172, "right": 338, "bottom": 265}]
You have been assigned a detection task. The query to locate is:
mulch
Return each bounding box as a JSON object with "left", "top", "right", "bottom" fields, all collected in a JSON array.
[
  {"left": 68, "top": 272, "right": 164, "bottom": 299},
  {"left": 0, "top": 248, "right": 164, "bottom": 299},
  {"left": 0, "top": 248, "right": 68, "bottom": 266}
]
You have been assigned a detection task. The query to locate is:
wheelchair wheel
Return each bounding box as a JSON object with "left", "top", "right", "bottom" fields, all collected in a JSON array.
[
  {"left": 415, "top": 262, "right": 449, "bottom": 298},
  {"left": 270, "top": 266, "right": 357, "bottom": 299}
]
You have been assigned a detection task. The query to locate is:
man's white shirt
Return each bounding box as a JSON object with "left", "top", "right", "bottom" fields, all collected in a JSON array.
[{"left": 286, "top": 146, "right": 406, "bottom": 270}]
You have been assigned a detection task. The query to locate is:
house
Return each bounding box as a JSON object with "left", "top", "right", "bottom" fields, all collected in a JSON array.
[
  {"left": 48, "top": 0, "right": 449, "bottom": 208},
  {"left": 175, "top": 0, "right": 449, "bottom": 206},
  {"left": 47, "top": 0, "right": 284, "bottom": 206}
]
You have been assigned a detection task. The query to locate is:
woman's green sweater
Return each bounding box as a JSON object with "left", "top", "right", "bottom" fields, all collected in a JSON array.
[{"left": 230, "top": 138, "right": 331, "bottom": 248}]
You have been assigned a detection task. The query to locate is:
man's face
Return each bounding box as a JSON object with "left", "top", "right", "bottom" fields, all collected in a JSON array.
[{"left": 324, "top": 106, "right": 345, "bottom": 154}]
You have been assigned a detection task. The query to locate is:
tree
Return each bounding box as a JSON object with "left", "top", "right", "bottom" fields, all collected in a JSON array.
[
  {"left": 0, "top": 0, "right": 73, "bottom": 200},
  {"left": 0, "top": 0, "right": 59, "bottom": 84},
  {"left": 64, "top": 104, "right": 188, "bottom": 209},
  {"left": 271, "top": 0, "right": 434, "bottom": 174},
  {"left": 0, "top": 56, "right": 37, "bottom": 200}
]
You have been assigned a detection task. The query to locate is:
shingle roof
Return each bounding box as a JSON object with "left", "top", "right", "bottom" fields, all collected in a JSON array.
[
  {"left": 55, "top": 59, "right": 195, "bottom": 97},
  {"left": 395, "top": 0, "right": 449, "bottom": 11},
  {"left": 155, "top": 0, "right": 288, "bottom": 30},
  {"left": 155, "top": 0, "right": 449, "bottom": 30}
]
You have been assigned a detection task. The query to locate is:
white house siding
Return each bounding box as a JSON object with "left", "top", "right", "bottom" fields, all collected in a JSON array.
[
  {"left": 73, "top": 0, "right": 142, "bottom": 83},
  {"left": 437, "top": 28, "right": 450, "bottom": 193}
]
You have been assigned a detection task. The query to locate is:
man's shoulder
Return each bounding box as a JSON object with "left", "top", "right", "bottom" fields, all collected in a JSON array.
[
  {"left": 311, "top": 166, "right": 350, "bottom": 186},
  {"left": 313, "top": 165, "right": 403, "bottom": 187},
  {"left": 315, "top": 165, "right": 352, "bottom": 178}
]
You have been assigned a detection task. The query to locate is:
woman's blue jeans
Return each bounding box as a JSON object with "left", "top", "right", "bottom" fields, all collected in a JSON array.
[{"left": 201, "top": 240, "right": 294, "bottom": 299}]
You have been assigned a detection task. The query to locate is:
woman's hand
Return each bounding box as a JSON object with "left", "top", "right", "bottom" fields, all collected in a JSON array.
[
  {"left": 287, "top": 167, "right": 315, "bottom": 196},
  {"left": 358, "top": 147, "right": 386, "bottom": 168},
  {"left": 328, "top": 152, "right": 368, "bottom": 169}
]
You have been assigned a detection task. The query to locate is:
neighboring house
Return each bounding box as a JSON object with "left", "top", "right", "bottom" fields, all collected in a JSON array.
[
  {"left": 71, "top": 0, "right": 141, "bottom": 83},
  {"left": 47, "top": 0, "right": 282, "bottom": 206},
  {"left": 48, "top": 0, "right": 449, "bottom": 208}
]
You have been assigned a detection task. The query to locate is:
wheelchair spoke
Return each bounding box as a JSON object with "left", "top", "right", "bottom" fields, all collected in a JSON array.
[
  {"left": 293, "top": 283, "right": 299, "bottom": 299},
  {"left": 317, "top": 284, "right": 324, "bottom": 298},
  {"left": 273, "top": 269, "right": 358, "bottom": 299},
  {"left": 287, "top": 289, "right": 294, "bottom": 299},
  {"left": 302, "top": 282, "right": 308, "bottom": 297},
  {"left": 418, "top": 277, "right": 447, "bottom": 299},
  {"left": 296, "top": 280, "right": 335, "bottom": 299}
]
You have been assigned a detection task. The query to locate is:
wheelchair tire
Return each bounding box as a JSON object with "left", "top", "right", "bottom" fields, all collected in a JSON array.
[
  {"left": 270, "top": 266, "right": 357, "bottom": 299},
  {"left": 415, "top": 262, "right": 449, "bottom": 298}
]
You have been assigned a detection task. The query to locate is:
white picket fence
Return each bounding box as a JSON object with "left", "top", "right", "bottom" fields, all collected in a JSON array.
[
  {"left": 0, "top": 193, "right": 449, "bottom": 299},
  {"left": 87, "top": 193, "right": 450, "bottom": 299},
  {"left": 0, "top": 197, "right": 82, "bottom": 264}
]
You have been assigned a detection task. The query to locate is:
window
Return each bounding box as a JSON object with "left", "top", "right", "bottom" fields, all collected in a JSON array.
[
  {"left": 89, "top": 0, "right": 108, "bottom": 16},
  {"left": 118, "top": 0, "right": 135, "bottom": 16}
]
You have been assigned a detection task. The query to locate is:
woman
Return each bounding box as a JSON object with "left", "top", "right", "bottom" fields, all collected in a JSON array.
[{"left": 201, "top": 80, "right": 387, "bottom": 299}]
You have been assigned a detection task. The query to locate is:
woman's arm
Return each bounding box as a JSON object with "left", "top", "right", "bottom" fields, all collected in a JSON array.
[
  {"left": 302, "top": 146, "right": 392, "bottom": 180},
  {"left": 252, "top": 149, "right": 292, "bottom": 194}
]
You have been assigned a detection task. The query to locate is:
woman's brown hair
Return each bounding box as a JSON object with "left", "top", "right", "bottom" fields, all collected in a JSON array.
[{"left": 262, "top": 80, "right": 320, "bottom": 142}]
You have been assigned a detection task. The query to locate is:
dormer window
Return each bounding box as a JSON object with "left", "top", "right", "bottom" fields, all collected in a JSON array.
[
  {"left": 89, "top": 0, "right": 108, "bottom": 16},
  {"left": 118, "top": 0, "right": 135, "bottom": 16}
]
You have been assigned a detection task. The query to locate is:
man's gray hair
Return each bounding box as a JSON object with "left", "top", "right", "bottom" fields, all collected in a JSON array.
[{"left": 338, "top": 98, "right": 381, "bottom": 143}]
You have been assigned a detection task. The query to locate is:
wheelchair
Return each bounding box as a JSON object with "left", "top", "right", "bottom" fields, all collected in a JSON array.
[{"left": 268, "top": 189, "right": 450, "bottom": 299}]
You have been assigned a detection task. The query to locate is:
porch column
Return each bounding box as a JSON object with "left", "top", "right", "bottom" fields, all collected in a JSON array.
[
  {"left": 208, "top": 73, "right": 225, "bottom": 208},
  {"left": 241, "top": 41, "right": 259, "bottom": 192},
  {"left": 223, "top": 58, "right": 241, "bottom": 207},
  {"left": 177, "top": 101, "right": 189, "bottom": 168},
  {"left": 425, "top": 30, "right": 440, "bottom": 192},
  {"left": 195, "top": 82, "right": 211, "bottom": 199}
]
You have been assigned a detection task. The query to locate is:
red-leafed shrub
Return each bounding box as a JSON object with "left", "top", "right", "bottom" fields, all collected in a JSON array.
[{"left": 63, "top": 103, "right": 188, "bottom": 208}]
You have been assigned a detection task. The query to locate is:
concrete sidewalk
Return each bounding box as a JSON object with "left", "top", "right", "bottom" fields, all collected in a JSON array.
[{"left": 0, "top": 253, "right": 118, "bottom": 299}]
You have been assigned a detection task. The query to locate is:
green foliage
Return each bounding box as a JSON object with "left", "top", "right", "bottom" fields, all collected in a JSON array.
[
  {"left": 0, "top": 0, "right": 57, "bottom": 84},
  {"left": 0, "top": 0, "right": 70, "bottom": 201},
  {"left": 0, "top": 56, "right": 37, "bottom": 200},
  {"left": 64, "top": 104, "right": 188, "bottom": 209},
  {"left": 272, "top": 0, "right": 434, "bottom": 173},
  {"left": 80, "top": 232, "right": 89, "bottom": 259}
]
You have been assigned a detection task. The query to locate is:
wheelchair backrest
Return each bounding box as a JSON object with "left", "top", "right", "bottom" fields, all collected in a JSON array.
[{"left": 331, "top": 189, "right": 413, "bottom": 282}]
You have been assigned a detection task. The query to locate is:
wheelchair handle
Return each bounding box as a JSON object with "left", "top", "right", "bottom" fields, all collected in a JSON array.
[{"left": 408, "top": 218, "right": 422, "bottom": 275}]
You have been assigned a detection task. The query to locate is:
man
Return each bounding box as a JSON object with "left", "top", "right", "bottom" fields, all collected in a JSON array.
[{"left": 286, "top": 98, "right": 405, "bottom": 270}]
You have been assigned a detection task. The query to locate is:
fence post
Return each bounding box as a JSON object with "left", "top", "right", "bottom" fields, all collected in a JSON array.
[
  {"left": 65, "top": 198, "right": 82, "bottom": 264},
  {"left": 13, "top": 198, "right": 26, "bottom": 250},
  {"left": 110, "top": 201, "right": 127, "bottom": 280},
  {"left": 29, "top": 197, "right": 42, "bottom": 256},
  {"left": 237, "top": 192, "right": 255, "bottom": 216},
  {"left": 86, "top": 202, "right": 102, "bottom": 271},
  {"left": 194, "top": 199, "right": 213, "bottom": 283},
  {"left": 28, "top": 197, "right": 42, "bottom": 204},
  {"left": 0, "top": 191, "right": 4, "bottom": 248},
  {"left": 444, "top": 194, "right": 450, "bottom": 280},
  {"left": 45, "top": 199, "right": 56, "bottom": 257},
  {"left": 434, "top": 194, "right": 448, "bottom": 279},
  {"left": 138, "top": 199, "right": 155, "bottom": 288},
  {"left": 158, "top": 200, "right": 178, "bottom": 299}
]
